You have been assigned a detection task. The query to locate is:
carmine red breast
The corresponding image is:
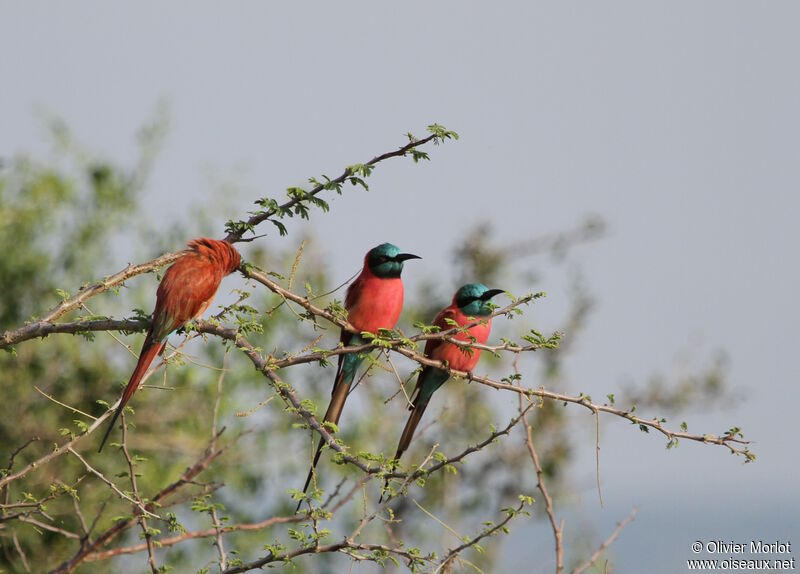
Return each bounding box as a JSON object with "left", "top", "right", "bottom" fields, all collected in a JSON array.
[
  {"left": 345, "top": 270, "right": 404, "bottom": 333},
  {"left": 430, "top": 306, "right": 492, "bottom": 372}
]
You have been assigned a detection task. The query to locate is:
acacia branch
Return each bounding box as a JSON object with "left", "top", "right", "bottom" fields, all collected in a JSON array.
[
  {"left": 0, "top": 409, "right": 122, "bottom": 492},
  {"left": 1, "top": 129, "right": 453, "bottom": 352},
  {"left": 83, "top": 515, "right": 302, "bottom": 562},
  {"left": 223, "top": 131, "right": 446, "bottom": 243},
  {"left": 388, "top": 401, "right": 538, "bottom": 482},
  {"left": 0, "top": 122, "right": 753, "bottom": 574},
  {"left": 220, "top": 541, "right": 435, "bottom": 574},
  {"left": 0, "top": 281, "right": 751, "bottom": 496},
  {"left": 438, "top": 500, "right": 527, "bottom": 572},
  {"left": 66, "top": 447, "right": 159, "bottom": 520},
  {"left": 0, "top": 254, "right": 179, "bottom": 350},
  {"left": 48, "top": 429, "right": 236, "bottom": 574},
  {"left": 225, "top": 270, "right": 752, "bottom": 458}
]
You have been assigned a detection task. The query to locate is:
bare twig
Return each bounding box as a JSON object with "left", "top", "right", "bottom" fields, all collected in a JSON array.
[
  {"left": 11, "top": 530, "right": 32, "bottom": 573},
  {"left": 17, "top": 515, "right": 80, "bottom": 539},
  {"left": 595, "top": 411, "right": 604, "bottom": 508},
  {"left": 570, "top": 508, "right": 637, "bottom": 574},
  {"left": 210, "top": 505, "right": 228, "bottom": 571},
  {"left": 522, "top": 413, "right": 563, "bottom": 574},
  {"left": 33, "top": 386, "right": 97, "bottom": 420},
  {"left": 121, "top": 413, "right": 159, "bottom": 573}
]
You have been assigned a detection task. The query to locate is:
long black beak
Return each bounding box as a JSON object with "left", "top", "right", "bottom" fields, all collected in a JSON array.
[
  {"left": 481, "top": 288, "right": 505, "bottom": 301},
  {"left": 395, "top": 253, "right": 422, "bottom": 262}
]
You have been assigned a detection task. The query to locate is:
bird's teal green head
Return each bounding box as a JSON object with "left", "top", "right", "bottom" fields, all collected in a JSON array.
[
  {"left": 366, "top": 243, "right": 421, "bottom": 278},
  {"left": 454, "top": 284, "right": 505, "bottom": 316}
]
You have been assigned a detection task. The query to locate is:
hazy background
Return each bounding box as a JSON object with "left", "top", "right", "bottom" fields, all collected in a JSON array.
[{"left": 2, "top": 3, "right": 798, "bottom": 572}]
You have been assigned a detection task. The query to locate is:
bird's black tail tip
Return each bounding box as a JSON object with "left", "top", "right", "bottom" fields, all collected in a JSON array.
[{"left": 97, "top": 410, "right": 121, "bottom": 453}]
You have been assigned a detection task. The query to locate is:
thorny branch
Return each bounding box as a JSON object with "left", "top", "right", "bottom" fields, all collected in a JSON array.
[
  {"left": 1, "top": 128, "right": 451, "bottom": 352},
  {"left": 2, "top": 301, "right": 644, "bottom": 572},
  {"left": 1, "top": 129, "right": 750, "bottom": 573},
  {"left": 437, "top": 500, "right": 528, "bottom": 573},
  {"left": 2, "top": 279, "right": 749, "bottom": 462},
  {"left": 66, "top": 447, "right": 159, "bottom": 520},
  {"left": 0, "top": 285, "right": 750, "bottom": 573},
  {"left": 0, "top": 253, "right": 180, "bottom": 350},
  {"left": 82, "top": 515, "right": 303, "bottom": 562},
  {"left": 0, "top": 259, "right": 752, "bottom": 570},
  {"left": 47, "top": 428, "right": 237, "bottom": 574},
  {"left": 222, "top": 131, "right": 448, "bottom": 243}
]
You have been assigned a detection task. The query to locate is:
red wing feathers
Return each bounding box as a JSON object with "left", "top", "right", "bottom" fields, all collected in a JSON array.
[
  {"left": 149, "top": 257, "right": 224, "bottom": 341},
  {"left": 344, "top": 273, "right": 365, "bottom": 311}
]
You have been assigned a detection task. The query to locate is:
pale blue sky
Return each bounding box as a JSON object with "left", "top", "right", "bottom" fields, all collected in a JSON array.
[{"left": 2, "top": 3, "right": 798, "bottom": 572}]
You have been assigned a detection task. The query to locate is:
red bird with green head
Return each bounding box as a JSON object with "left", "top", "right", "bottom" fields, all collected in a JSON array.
[
  {"left": 98, "top": 238, "right": 241, "bottom": 452},
  {"left": 382, "top": 283, "right": 504, "bottom": 501},
  {"left": 297, "top": 243, "right": 420, "bottom": 509}
]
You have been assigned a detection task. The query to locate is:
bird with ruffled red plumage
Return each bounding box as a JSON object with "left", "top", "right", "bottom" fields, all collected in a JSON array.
[{"left": 98, "top": 238, "right": 241, "bottom": 452}]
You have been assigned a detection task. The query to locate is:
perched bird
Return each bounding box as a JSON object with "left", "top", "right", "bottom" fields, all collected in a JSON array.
[
  {"left": 297, "top": 243, "right": 420, "bottom": 509},
  {"left": 98, "top": 238, "right": 241, "bottom": 452},
  {"left": 382, "top": 283, "right": 504, "bottom": 501}
]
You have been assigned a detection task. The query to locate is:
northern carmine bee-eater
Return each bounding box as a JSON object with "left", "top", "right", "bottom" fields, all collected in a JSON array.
[
  {"left": 98, "top": 238, "right": 241, "bottom": 452},
  {"left": 382, "top": 283, "right": 504, "bottom": 501},
  {"left": 297, "top": 243, "right": 420, "bottom": 509}
]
